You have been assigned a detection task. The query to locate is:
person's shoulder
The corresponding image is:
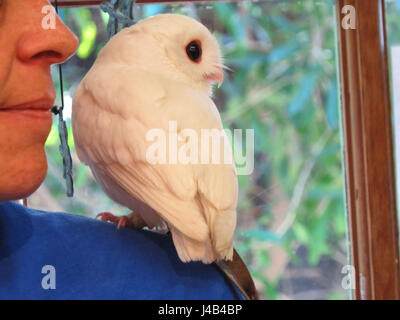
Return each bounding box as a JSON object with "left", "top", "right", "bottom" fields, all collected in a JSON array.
[{"left": 0, "top": 201, "right": 242, "bottom": 299}]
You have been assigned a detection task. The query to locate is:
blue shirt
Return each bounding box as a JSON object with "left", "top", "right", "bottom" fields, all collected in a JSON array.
[{"left": 0, "top": 201, "right": 241, "bottom": 299}]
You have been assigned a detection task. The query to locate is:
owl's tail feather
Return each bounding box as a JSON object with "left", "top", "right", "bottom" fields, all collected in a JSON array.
[
  {"left": 170, "top": 226, "right": 258, "bottom": 300},
  {"left": 169, "top": 206, "right": 236, "bottom": 263},
  {"left": 212, "top": 209, "right": 236, "bottom": 261},
  {"left": 170, "top": 227, "right": 216, "bottom": 264},
  {"left": 215, "top": 249, "right": 259, "bottom": 300}
]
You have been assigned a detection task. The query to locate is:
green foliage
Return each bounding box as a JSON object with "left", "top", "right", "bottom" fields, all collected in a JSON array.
[{"left": 75, "top": 9, "right": 97, "bottom": 59}]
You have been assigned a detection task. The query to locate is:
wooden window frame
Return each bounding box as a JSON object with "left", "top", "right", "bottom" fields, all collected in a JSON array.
[
  {"left": 337, "top": 0, "right": 400, "bottom": 299},
  {"left": 53, "top": 0, "right": 400, "bottom": 299}
]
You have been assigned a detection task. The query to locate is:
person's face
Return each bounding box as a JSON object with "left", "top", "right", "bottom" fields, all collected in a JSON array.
[{"left": 0, "top": 0, "right": 78, "bottom": 201}]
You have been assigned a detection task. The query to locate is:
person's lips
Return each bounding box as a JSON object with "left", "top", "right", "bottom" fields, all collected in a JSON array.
[{"left": 0, "top": 98, "right": 54, "bottom": 120}]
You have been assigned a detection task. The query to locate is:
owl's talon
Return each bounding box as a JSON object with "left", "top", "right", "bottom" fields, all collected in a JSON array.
[
  {"left": 117, "top": 216, "right": 128, "bottom": 229},
  {"left": 96, "top": 211, "right": 147, "bottom": 230},
  {"left": 96, "top": 212, "right": 120, "bottom": 224}
]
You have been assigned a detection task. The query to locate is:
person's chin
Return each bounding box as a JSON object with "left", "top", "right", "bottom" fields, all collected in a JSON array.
[
  {"left": 0, "top": 112, "right": 52, "bottom": 201},
  {"left": 0, "top": 141, "right": 50, "bottom": 202},
  {"left": 0, "top": 159, "right": 48, "bottom": 202}
]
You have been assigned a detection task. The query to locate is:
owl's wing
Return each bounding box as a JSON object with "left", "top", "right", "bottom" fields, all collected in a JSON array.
[{"left": 72, "top": 64, "right": 237, "bottom": 244}]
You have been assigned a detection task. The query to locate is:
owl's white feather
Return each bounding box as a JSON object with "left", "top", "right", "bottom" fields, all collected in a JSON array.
[{"left": 72, "top": 14, "right": 238, "bottom": 263}]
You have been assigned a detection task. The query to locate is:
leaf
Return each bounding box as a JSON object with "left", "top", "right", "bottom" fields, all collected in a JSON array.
[
  {"left": 144, "top": 4, "right": 166, "bottom": 16},
  {"left": 239, "top": 228, "right": 281, "bottom": 243},
  {"left": 68, "top": 124, "right": 75, "bottom": 148},
  {"left": 324, "top": 80, "right": 339, "bottom": 129},
  {"left": 253, "top": 271, "right": 278, "bottom": 300},
  {"left": 263, "top": 279, "right": 278, "bottom": 300},
  {"left": 213, "top": 3, "right": 246, "bottom": 45},
  {"left": 308, "top": 213, "right": 330, "bottom": 265},
  {"left": 332, "top": 202, "right": 347, "bottom": 235},
  {"left": 308, "top": 188, "right": 342, "bottom": 200},
  {"left": 269, "top": 15, "right": 298, "bottom": 33},
  {"left": 249, "top": 16, "right": 270, "bottom": 43},
  {"left": 258, "top": 251, "right": 270, "bottom": 268},
  {"left": 227, "top": 52, "right": 269, "bottom": 68},
  {"left": 287, "top": 69, "right": 320, "bottom": 116},
  {"left": 45, "top": 124, "right": 58, "bottom": 146},
  {"left": 268, "top": 40, "right": 299, "bottom": 64},
  {"left": 77, "top": 22, "right": 97, "bottom": 59},
  {"left": 292, "top": 223, "right": 309, "bottom": 244}
]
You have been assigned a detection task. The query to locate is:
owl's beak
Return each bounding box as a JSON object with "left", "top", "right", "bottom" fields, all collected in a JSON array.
[{"left": 205, "top": 67, "right": 224, "bottom": 88}]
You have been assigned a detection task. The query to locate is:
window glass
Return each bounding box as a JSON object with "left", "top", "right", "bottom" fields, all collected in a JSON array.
[
  {"left": 386, "top": 0, "right": 400, "bottom": 221},
  {"left": 31, "top": 0, "right": 348, "bottom": 300}
]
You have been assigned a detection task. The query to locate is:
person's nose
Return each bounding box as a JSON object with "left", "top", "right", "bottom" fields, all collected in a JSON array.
[{"left": 16, "top": 8, "right": 79, "bottom": 66}]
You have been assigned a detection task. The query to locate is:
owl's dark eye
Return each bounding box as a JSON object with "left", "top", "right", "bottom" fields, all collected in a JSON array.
[{"left": 185, "top": 40, "right": 202, "bottom": 63}]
